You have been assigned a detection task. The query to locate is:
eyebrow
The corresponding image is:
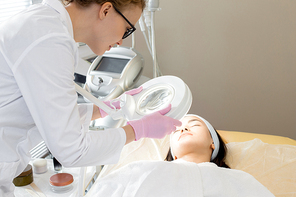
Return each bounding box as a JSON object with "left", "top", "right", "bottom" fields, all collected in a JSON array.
[{"left": 188, "top": 119, "right": 202, "bottom": 124}]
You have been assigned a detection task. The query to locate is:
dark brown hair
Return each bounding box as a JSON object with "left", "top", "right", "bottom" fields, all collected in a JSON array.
[
  {"left": 165, "top": 128, "right": 230, "bottom": 168},
  {"left": 62, "top": 0, "right": 146, "bottom": 11}
]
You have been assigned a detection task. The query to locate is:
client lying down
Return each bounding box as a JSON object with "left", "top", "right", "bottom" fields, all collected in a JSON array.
[{"left": 86, "top": 114, "right": 274, "bottom": 197}]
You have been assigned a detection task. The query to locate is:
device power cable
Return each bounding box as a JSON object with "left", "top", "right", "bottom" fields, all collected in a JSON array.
[
  {"left": 142, "top": 0, "right": 162, "bottom": 78},
  {"left": 132, "top": 33, "right": 135, "bottom": 49},
  {"left": 150, "top": 11, "right": 157, "bottom": 78},
  {"left": 139, "top": 15, "right": 152, "bottom": 55}
]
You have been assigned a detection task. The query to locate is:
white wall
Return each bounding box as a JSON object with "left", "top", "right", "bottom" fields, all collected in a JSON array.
[{"left": 124, "top": 0, "right": 296, "bottom": 139}]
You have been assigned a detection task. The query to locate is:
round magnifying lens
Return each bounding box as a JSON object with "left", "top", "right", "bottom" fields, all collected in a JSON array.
[
  {"left": 126, "top": 76, "right": 192, "bottom": 121},
  {"left": 137, "top": 85, "right": 174, "bottom": 115}
]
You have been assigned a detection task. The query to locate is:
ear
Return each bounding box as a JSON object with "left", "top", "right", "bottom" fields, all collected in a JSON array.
[
  {"left": 99, "top": 2, "right": 113, "bottom": 19},
  {"left": 211, "top": 142, "right": 215, "bottom": 150}
]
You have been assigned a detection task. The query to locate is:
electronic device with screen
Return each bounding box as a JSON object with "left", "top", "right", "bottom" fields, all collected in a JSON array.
[{"left": 85, "top": 47, "right": 144, "bottom": 100}]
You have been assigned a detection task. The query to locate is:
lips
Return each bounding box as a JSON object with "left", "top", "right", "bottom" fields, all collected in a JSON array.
[{"left": 178, "top": 133, "right": 193, "bottom": 141}]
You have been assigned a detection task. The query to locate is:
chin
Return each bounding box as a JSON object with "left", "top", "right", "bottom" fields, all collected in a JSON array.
[
  {"left": 88, "top": 45, "right": 105, "bottom": 56},
  {"left": 94, "top": 49, "right": 105, "bottom": 56}
]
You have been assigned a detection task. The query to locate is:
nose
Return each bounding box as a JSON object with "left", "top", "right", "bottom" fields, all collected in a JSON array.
[
  {"left": 180, "top": 127, "right": 189, "bottom": 133},
  {"left": 117, "top": 40, "right": 123, "bottom": 46}
]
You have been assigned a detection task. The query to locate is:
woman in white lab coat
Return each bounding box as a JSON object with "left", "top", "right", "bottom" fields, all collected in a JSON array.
[{"left": 0, "top": 0, "right": 181, "bottom": 196}]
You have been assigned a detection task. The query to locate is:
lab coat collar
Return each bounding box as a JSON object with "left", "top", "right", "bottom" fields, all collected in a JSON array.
[{"left": 42, "top": 0, "right": 74, "bottom": 38}]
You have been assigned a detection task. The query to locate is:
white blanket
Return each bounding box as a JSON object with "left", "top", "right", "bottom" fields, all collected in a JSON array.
[{"left": 86, "top": 159, "right": 274, "bottom": 197}]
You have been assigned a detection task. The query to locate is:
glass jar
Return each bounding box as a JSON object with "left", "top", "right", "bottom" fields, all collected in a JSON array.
[
  {"left": 49, "top": 173, "right": 73, "bottom": 193},
  {"left": 33, "top": 158, "right": 48, "bottom": 174},
  {"left": 13, "top": 164, "right": 33, "bottom": 186}
]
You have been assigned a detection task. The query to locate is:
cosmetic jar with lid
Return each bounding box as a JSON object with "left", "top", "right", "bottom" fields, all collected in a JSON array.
[
  {"left": 13, "top": 164, "right": 33, "bottom": 186},
  {"left": 49, "top": 173, "right": 74, "bottom": 193},
  {"left": 33, "top": 158, "right": 48, "bottom": 174}
]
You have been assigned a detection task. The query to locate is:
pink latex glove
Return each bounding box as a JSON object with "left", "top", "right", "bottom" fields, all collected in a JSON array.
[
  {"left": 127, "top": 104, "right": 182, "bottom": 141},
  {"left": 99, "top": 86, "right": 143, "bottom": 118}
]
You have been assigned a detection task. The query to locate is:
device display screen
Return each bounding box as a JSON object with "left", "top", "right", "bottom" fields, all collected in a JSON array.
[{"left": 94, "top": 57, "right": 129, "bottom": 74}]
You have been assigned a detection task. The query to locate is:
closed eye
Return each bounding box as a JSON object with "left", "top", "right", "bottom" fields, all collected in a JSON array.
[{"left": 191, "top": 124, "right": 200, "bottom": 127}]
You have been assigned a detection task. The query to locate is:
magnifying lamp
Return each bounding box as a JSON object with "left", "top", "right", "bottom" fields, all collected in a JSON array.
[{"left": 75, "top": 75, "right": 192, "bottom": 121}]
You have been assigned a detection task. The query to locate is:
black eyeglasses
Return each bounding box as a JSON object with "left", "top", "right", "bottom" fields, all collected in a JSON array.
[{"left": 113, "top": 6, "right": 136, "bottom": 39}]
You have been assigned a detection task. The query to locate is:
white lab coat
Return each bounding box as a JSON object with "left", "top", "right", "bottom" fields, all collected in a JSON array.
[{"left": 0, "top": 0, "right": 126, "bottom": 196}]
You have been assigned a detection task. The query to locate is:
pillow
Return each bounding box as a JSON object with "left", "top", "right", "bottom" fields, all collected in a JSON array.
[
  {"left": 226, "top": 138, "right": 296, "bottom": 196},
  {"left": 218, "top": 130, "right": 296, "bottom": 145}
]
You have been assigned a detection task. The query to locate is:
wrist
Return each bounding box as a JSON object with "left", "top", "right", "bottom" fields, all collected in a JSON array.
[
  {"left": 123, "top": 125, "right": 136, "bottom": 144},
  {"left": 92, "top": 105, "right": 101, "bottom": 120},
  {"left": 99, "top": 107, "right": 108, "bottom": 119},
  {"left": 127, "top": 120, "right": 144, "bottom": 141}
]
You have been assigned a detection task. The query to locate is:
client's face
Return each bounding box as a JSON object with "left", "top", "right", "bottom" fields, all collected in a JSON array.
[{"left": 170, "top": 116, "right": 214, "bottom": 160}]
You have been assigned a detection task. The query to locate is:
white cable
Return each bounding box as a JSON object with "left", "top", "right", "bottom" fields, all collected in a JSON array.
[
  {"left": 132, "top": 33, "right": 135, "bottom": 49},
  {"left": 139, "top": 15, "right": 152, "bottom": 55},
  {"left": 147, "top": 27, "right": 152, "bottom": 47},
  {"left": 143, "top": 32, "right": 152, "bottom": 55},
  {"left": 139, "top": 15, "right": 146, "bottom": 32},
  {"left": 151, "top": 11, "right": 157, "bottom": 78},
  {"left": 143, "top": 9, "right": 151, "bottom": 27},
  {"left": 155, "top": 59, "right": 162, "bottom": 76},
  {"left": 144, "top": 0, "right": 162, "bottom": 77},
  {"left": 143, "top": 9, "right": 152, "bottom": 47}
]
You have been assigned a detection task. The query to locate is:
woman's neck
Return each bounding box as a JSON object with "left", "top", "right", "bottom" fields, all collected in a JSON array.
[
  {"left": 177, "top": 153, "right": 211, "bottom": 164},
  {"left": 65, "top": 2, "right": 98, "bottom": 43}
]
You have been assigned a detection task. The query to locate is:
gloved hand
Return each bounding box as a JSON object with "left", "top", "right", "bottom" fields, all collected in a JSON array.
[
  {"left": 99, "top": 86, "right": 143, "bottom": 118},
  {"left": 127, "top": 104, "right": 182, "bottom": 141}
]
